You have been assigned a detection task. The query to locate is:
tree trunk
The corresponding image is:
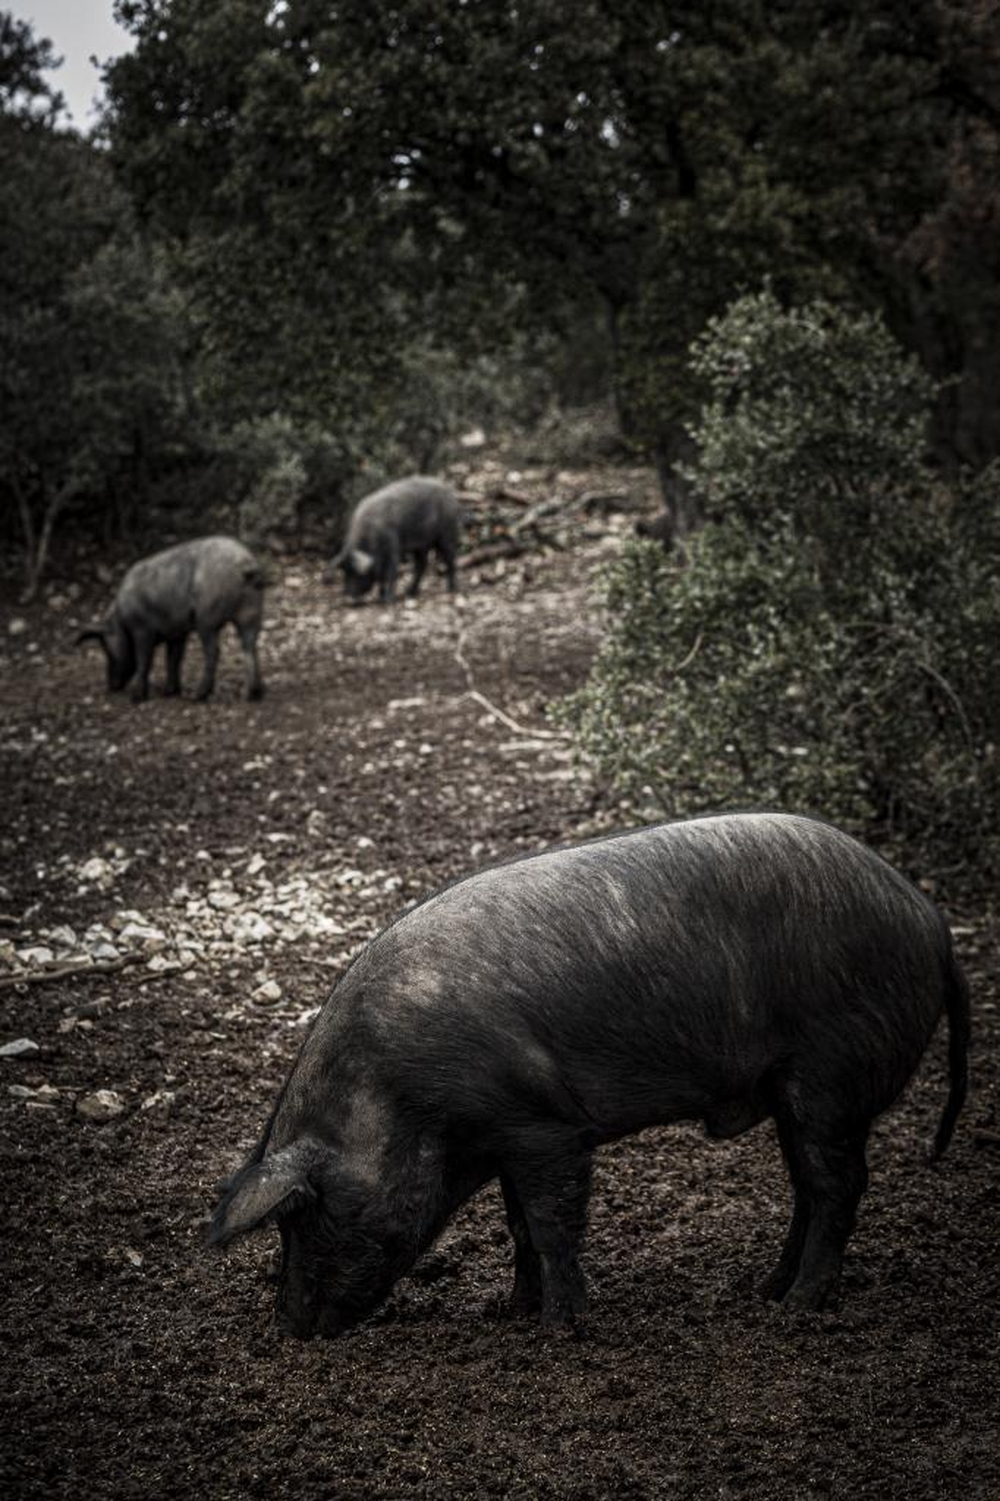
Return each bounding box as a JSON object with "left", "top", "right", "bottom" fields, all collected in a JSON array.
[
  {"left": 652, "top": 430, "right": 701, "bottom": 545},
  {"left": 20, "top": 479, "right": 78, "bottom": 602},
  {"left": 13, "top": 477, "right": 38, "bottom": 596}
]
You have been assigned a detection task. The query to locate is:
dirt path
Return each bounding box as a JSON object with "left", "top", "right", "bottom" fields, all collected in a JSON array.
[{"left": 1, "top": 533, "right": 998, "bottom": 1501}]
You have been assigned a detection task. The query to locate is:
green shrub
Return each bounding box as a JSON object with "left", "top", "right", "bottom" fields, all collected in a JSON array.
[{"left": 561, "top": 294, "right": 1000, "bottom": 876}]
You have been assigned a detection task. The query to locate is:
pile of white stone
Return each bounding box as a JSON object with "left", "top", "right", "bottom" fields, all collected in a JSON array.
[{"left": 0, "top": 846, "right": 406, "bottom": 996}]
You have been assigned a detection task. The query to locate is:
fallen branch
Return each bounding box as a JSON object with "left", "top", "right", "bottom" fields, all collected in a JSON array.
[
  {"left": 508, "top": 492, "right": 585, "bottom": 537},
  {"left": 459, "top": 538, "right": 528, "bottom": 570},
  {"left": 0, "top": 952, "right": 155, "bottom": 990},
  {"left": 577, "top": 489, "right": 630, "bottom": 513},
  {"left": 459, "top": 492, "right": 595, "bottom": 569},
  {"left": 452, "top": 624, "right": 566, "bottom": 741},
  {"left": 494, "top": 485, "right": 535, "bottom": 506}
]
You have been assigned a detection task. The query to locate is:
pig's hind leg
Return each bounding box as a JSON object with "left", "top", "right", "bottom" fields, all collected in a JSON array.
[
  {"left": 406, "top": 550, "right": 427, "bottom": 597},
  {"left": 164, "top": 636, "right": 186, "bottom": 696},
  {"left": 237, "top": 621, "right": 264, "bottom": 700},
  {"left": 770, "top": 1097, "right": 870, "bottom": 1311},
  {"left": 500, "top": 1128, "right": 592, "bottom": 1328},
  {"left": 759, "top": 1111, "right": 813, "bottom": 1302},
  {"left": 194, "top": 628, "right": 220, "bottom": 701}
]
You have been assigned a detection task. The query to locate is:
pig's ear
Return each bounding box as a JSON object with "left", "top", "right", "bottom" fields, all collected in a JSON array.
[
  {"left": 208, "top": 1139, "right": 324, "bottom": 1246},
  {"left": 350, "top": 548, "right": 375, "bottom": 576}
]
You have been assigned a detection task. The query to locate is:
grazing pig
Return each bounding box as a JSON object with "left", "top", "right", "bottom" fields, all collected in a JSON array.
[
  {"left": 77, "top": 536, "right": 265, "bottom": 702},
  {"left": 325, "top": 476, "right": 460, "bottom": 603},
  {"left": 210, "top": 813, "right": 969, "bottom": 1338}
]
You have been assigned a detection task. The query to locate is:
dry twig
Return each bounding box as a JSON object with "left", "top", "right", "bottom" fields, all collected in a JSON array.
[
  {"left": 452, "top": 622, "right": 566, "bottom": 741},
  {"left": 0, "top": 952, "right": 174, "bottom": 991}
]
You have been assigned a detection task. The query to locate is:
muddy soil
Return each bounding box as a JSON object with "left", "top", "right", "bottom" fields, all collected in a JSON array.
[{"left": 1, "top": 511, "right": 998, "bottom": 1500}]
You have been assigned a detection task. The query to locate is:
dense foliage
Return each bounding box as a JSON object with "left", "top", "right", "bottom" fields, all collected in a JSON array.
[
  {"left": 561, "top": 294, "right": 1000, "bottom": 873},
  {"left": 0, "top": 15, "right": 193, "bottom": 595},
  {"left": 104, "top": 0, "right": 1000, "bottom": 525}
]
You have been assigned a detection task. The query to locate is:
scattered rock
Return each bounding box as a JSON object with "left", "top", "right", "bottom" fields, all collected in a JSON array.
[
  {"left": 140, "top": 1089, "right": 175, "bottom": 1113},
  {"left": 0, "top": 1038, "right": 40, "bottom": 1058},
  {"left": 8, "top": 617, "right": 28, "bottom": 636},
  {"left": 88, "top": 940, "right": 121, "bottom": 963},
  {"left": 252, "top": 979, "right": 282, "bottom": 1005},
  {"left": 76, "top": 1089, "right": 126, "bottom": 1122},
  {"left": 109, "top": 909, "right": 146, "bottom": 932},
  {"left": 117, "top": 922, "right": 167, "bottom": 954},
  {"left": 145, "top": 953, "right": 180, "bottom": 974},
  {"left": 17, "top": 946, "right": 54, "bottom": 968},
  {"left": 9, "top": 1082, "right": 59, "bottom": 1103},
  {"left": 207, "top": 886, "right": 241, "bottom": 912},
  {"left": 228, "top": 911, "right": 275, "bottom": 945},
  {"left": 78, "top": 857, "right": 116, "bottom": 887},
  {"left": 46, "top": 925, "right": 78, "bottom": 950}
]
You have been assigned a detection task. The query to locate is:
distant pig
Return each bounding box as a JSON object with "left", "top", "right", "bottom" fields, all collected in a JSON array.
[
  {"left": 76, "top": 536, "right": 265, "bottom": 702},
  {"left": 210, "top": 813, "right": 969, "bottom": 1338},
  {"left": 325, "top": 476, "right": 460, "bottom": 603}
]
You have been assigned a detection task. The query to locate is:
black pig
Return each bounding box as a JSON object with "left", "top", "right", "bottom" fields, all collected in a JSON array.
[
  {"left": 77, "top": 536, "right": 265, "bottom": 702},
  {"left": 325, "top": 475, "right": 460, "bottom": 603},
  {"left": 210, "top": 813, "right": 969, "bottom": 1337}
]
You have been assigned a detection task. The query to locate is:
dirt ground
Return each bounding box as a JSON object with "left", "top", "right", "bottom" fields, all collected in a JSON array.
[{"left": 2, "top": 494, "right": 998, "bottom": 1501}]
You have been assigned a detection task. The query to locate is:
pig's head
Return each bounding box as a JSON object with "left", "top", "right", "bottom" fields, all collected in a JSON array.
[
  {"left": 326, "top": 547, "right": 377, "bottom": 601},
  {"left": 75, "top": 613, "right": 136, "bottom": 692},
  {"left": 209, "top": 1133, "right": 442, "bottom": 1338}
]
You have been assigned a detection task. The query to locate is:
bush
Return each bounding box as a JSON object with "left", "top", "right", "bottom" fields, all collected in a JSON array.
[{"left": 561, "top": 294, "right": 1000, "bottom": 877}]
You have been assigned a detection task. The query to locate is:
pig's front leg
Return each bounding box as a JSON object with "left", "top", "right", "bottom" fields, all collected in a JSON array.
[
  {"left": 130, "top": 628, "right": 156, "bottom": 702},
  {"left": 501, "top": 1128, "right": 592, "bottom": 1328},
  {"left": 379, "top": 536, "right": 400, "bottom": 603}
]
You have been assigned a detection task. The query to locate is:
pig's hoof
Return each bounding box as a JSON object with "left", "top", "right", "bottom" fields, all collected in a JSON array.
[
  {"left": 247, "top": 684, "right": 265, "bottom": 702},
  {"left": 195, "top": 687, "right": 213, "bottom": 702},
  {"left": 779, "top": 1284, "right": 829, "bottom": 1313}
]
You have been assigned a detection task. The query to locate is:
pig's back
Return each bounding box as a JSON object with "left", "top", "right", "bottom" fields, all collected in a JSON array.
[{"left": 343, "top": 814, "right": 944, "bottom": 1045}]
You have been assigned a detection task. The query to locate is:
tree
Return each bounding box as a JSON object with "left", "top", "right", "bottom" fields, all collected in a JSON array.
[
  {"left": 560, "top": 293, "right": 1000, "bottom": 876},
  {"left": 0, "top": 13, "right": 190, "bottom": 596},
  {"left": 0, "top": 10, "right": 64, "bottom": 120},
  {"left": 105, "top": 1, "right": 1000, "bottom": 518}
]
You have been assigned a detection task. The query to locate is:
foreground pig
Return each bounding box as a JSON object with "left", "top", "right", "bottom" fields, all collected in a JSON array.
[
  {"left": 325, "top": 475, "right": 460, "bottom": 602},
  {"left": 210, "top": 813, "right": 969, "bottom": 1337},
  {"left": 77, "top": 536, "right": 265, "bottom": 702}
]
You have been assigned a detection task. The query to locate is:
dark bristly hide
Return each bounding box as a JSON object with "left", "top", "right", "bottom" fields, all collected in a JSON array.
[
  {"left": 76, "top": 536, "right": 265, "bottom": 702},
  {"left": 324, "top": 476, "right": 460, "bottom": 604},
  {"left": 210, "top": 813, "right": 969, "bottom": 1339}
]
